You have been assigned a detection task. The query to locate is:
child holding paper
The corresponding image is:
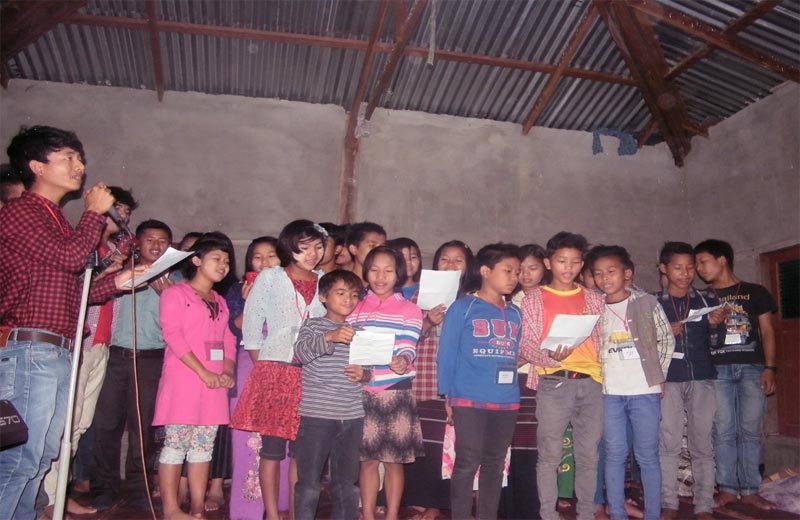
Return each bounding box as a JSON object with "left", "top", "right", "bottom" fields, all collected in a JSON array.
[
  {"left": 518, "top": 231, "right": 604, "bottom": 520},
  {"left": 348, "top": 246, "right": 423, "bottom": 520},
  {"left": 437, "top": 243, "right": 522, "bottom": 520},
  {"left": 591, "top": 245, "right": 674, "bottom": 520},
  {"left": 292, "top": 269, "right": 371, "bottom": 519}
]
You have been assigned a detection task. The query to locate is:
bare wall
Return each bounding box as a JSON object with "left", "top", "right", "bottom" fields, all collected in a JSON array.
[
  {"left": 358, "top": 109, "right": 686, "bottom": 289},
  {"left": 685, "top": 82, "right": 800, "bottom": 283}
]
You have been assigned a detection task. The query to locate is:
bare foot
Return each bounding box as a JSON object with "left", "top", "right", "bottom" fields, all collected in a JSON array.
[
  {"left": 594, "top": 503, "right": 610, "bottom": 520},
  {"left": 67, "top": 497, "right": 97, "bottom": 515},
  {"left": 204, "top": 494, "right": 225, "bottom": 512},
  {"left": 740, "top": 494, "right": 777, "bottom": 510},
  {"left": 557, "top": 499, "right": 571, "bottom": 510},
  {"left": 162, "top": 509, "right": 196, "bottom": 520},
  {"left": 71, "top": 480, "right": 91, "bottom": 494},
  {"left": 625, "top": 498, "right": 643, "bottom": 518},
  {"left": 714, "top": 491, "right": 738, "bottom": 508}
]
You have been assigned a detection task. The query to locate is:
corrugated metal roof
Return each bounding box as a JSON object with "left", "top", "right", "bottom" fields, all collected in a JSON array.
[{"left": 3, "top": 0, "right": 799, "bottom": 146}]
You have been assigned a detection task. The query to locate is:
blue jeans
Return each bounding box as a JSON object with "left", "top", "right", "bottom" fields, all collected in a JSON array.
[
  {"left": 713, "top": 364, "right": 765, "bottom": 496},
  {"left": 0, "top": 338, "right": 71, "bottom": 520},
  {"left": 293, "top": 416, "right": 363, "bottom": 520},
  {"left": 603, "top": 394, "right": 661, "bottom": 520}
]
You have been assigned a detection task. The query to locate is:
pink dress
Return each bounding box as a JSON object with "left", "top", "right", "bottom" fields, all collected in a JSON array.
[{"left": 153, "top": 282, "right": 237, "bottom": 426}]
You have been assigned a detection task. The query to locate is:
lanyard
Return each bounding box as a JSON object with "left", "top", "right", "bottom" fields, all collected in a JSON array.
[
  {"left": 606, "top": 303, "right": 629, "bottom": 332},
  {"left": 34, "top": 194, "right": 68, "bottom": 237}
]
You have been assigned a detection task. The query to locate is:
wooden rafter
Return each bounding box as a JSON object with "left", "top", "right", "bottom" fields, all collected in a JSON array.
[
  {"left": 365, "top": 0, "right": 428, "bottom": 120},
  {"left": 340, "top": 0, "right": 390, "bottom": 224},
  {"left": 637, "top": 118, "right": 658, "bottom": 148},
  {"left": 595, "top": 1, "right": 692, "bottom": 166},
  {"left": 63, "top": 13, "right": 634, "bottom": 86},
  {"left": 394, "top": 0, "right": 409, "bottom": 40},
  {"left": 666, "top": 0, "right": 783, "bottom": 80},
  {"left": 522, "top": 6, "right": 598, "bottom": 135},
  {"left": 144, "top": 0, "right": 165, "bottom": 101},
  {"left": 0, "top": 0, "right": 87, "bottom": 65},
  {"left": 633, "top": 0, "right": 800, "bottom": 83}
]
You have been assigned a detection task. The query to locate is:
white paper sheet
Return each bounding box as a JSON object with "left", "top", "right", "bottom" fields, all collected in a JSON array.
[
  {"left": 417, "top": 269, "right": 460, "bottom": 310},
  {"left": 120, "top": 247, "right": 194, "bottom": 288},
  {"left": 348, "top": 328, "right": 396, "bottom": 365},
  {"left": 681, "top": 304, "right": 723, "bottom": 323},
  {"left": 540, "top": 314, "right": 600, "bottom": 351}
]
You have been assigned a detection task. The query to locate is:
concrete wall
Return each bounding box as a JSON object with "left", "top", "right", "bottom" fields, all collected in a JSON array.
[
  {"left": 358, "top": 110, "right": 685, "bottom": 289},
  {"left": 685, "top": 82, "right": 800, "bottom": 283},
  {"left": 0, "top": 80, "right": 346, "bottom": 253},
  {"left": 1, "top": 79, "right": 690, "bottom": 288}
]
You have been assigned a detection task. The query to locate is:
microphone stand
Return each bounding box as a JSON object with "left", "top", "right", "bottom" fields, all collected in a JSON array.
[{"left": 53, "top": 252, "right": 99, "bottom": 520}]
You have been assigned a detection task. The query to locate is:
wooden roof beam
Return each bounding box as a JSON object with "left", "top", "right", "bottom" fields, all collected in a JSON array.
[
  {"left": 637, "top": 118, "right": 658, "bottom": 148},
  {"left": 144, "top": 0, "right": 165, "bottom": 101},
  {"left": 340, "top": 0, "right": 390, "bottom": 224},
  {"left": 365, "top": 0, "right": 428, "bottom": 120},
  {"left": 1, "top": 0, "right": 87, "bottom": 65},
  {"left": 667, "top": 0, "right": 783, "bottom": 80},
  {"left": 522, "top": 6, "right": 598, "bottom": 135},
  {"left": 633, "top": 0, "right": 800, "bottom": 83},
  {"left": 64, "top": 13, "right": 635, "bottom": 86},
  {"left": 596, "top": 1, "right": 692, "bottom": 166}
]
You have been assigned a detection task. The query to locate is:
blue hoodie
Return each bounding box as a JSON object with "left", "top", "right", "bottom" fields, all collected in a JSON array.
[{"left": 437, "top": 295, "right": 522, "bottom": 408}]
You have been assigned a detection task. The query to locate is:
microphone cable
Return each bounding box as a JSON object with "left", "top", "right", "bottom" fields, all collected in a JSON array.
[{"left": 126, "top": 239, "right": 158, "bottom": 520}]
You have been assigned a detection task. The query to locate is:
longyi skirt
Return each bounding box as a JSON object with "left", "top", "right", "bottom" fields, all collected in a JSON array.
[
  {"left": 360, "top": 388, "right": 425, "bottom": 464},
  {"left": 230, "top": 360, "right": 302, "bottom": 440}
]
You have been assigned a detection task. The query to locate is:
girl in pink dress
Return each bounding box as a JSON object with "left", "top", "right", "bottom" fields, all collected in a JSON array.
[{"left": 154, "top": 234, "right": 237, "bottom": 520}]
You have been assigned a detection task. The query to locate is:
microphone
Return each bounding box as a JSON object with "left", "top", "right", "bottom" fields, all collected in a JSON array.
[{"left": 107, "top": 206, "right": 132, "bottom": 235}]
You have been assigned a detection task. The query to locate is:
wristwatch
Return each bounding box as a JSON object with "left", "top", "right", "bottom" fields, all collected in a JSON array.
[{"left": 764, "top": 365, "right": 778, "bottom": 373}]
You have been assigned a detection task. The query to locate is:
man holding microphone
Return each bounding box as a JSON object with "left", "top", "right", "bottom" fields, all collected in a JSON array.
[{"left": 0, "top": 125, "right": 146, "bottom": 519}]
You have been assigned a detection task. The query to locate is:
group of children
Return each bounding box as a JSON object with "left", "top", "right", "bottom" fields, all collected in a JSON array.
[{"left": 146, "top": 217, "right": 777, "bottom": 520}]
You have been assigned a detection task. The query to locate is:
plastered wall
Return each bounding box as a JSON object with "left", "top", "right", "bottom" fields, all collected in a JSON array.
[{"left": 2, "top": 79, "right": 797, "bottom": 289}]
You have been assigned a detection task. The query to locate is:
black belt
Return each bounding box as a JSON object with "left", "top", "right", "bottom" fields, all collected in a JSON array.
[
  {"left": 110, "top": 345, "right": 165, "bottom": 359},
  {"left": 548, "top": 369, "right": 591, "bottom": 380},
  {"left": 0, "top": 329, "right": 73, "bottom": 351}
]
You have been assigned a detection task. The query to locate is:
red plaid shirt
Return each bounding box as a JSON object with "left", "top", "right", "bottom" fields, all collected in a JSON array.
[
  {"left": 0, "top": 192, "right": 117, "bottom": 339},
  {"left": 411, "top": 323, "right": 443, "bottom": 402}
]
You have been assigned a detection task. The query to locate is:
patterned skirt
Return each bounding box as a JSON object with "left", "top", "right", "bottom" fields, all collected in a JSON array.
[
  {"left": 230, "top": 360, "right": 302, "bottom": 440},
  {"left": 361, "top": 388, "right": 425, "bottom": 464}
]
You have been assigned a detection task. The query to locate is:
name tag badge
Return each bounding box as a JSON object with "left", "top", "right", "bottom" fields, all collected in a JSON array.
[
  {"left": 497, "top": 369, "right": 515, "bottom": 385},
  {"left": 205, "top": 341, "right": 224, "bottom": 362},
  {"left": 724, "top": 333, "right": 741, "bottom": 345},
  {"left": 620, "top": 346, "right": 640, "bottom": 360},
  {"left": 671, "top": 351, "right": 685, "bottom": 360}
]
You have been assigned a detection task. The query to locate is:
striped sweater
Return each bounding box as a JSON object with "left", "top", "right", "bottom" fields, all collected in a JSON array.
[
  {"left": 294, "top": 317, "right": 365, "bottom": 420},
  {"left": 348, "top": 291, "right": 423, "bottom": 393}
]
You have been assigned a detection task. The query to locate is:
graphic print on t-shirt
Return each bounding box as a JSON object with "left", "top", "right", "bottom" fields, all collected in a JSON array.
[{"left": 722, "top": 301, "right": 753, "bottom": 351}]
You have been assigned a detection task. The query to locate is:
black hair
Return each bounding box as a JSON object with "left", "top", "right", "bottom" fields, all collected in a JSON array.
[
  {"left": 475, "top": 243, "right": 520, "bottom": 269},
  {"left": 181, "top": 233, "right": 235, "bottom": 281},
  {"left": 6, "top": 126, "right": 86, "bottom": 189},
  {"left": 588, "top": 245, "right": 635, "bottom": 272},
  {"left": 362, "top": 245, "right": 407, "bottom": 291},
  {"left": 546, "top": 231, "right": 589, "bottom": 257},
  {"left": 318, "top": 222, "right": 346, "bottom": 245},
  {"left": 203, "top": 231, "right": 238, "bottom": 294},
  {"left": 432, "top": 240, "right": 478, "bottom": 295},
  {"left": 346, "top": 221, "right": 387, "bottom": 247},
  {"left": 386, "top": 237, "right": 422, "bottom": 283},
  {"left": 136, "top": 219, "right": 173, "bottom": 242},
  {"left": 0, "top": 163, "right": 23, "bottom": 185},
  {"left": 277, "top": 219, "right": 327, "bottom": 267},
  {"left": 179, "top": 231, "right": 204, "bottom": 250},
  {"left": 244, "top": 236, "right": 279, "bottom": 274},
  {"left": 108, "top": 186, "right": 138, "bottom": 211},
  {"left": 518, "top": 243, "right": 551, "bottom": 285},
  {"left": 694, "top": 239, "right": 734, "bottom": 270},
  {"left": 659, "top": 241, "right": 695, "bottom": 266},
  {"left": 318, "top": 269, "right": 363, "bottom": 297}
]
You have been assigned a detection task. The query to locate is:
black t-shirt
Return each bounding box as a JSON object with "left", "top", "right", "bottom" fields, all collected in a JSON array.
[{"left": 712, "top": 282, "right": 777, "bottom": 365}]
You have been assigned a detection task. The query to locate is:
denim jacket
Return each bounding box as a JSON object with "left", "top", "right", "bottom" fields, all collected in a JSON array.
[{"left": 656, "top": 287, "right": 724, "bottom": 382}]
